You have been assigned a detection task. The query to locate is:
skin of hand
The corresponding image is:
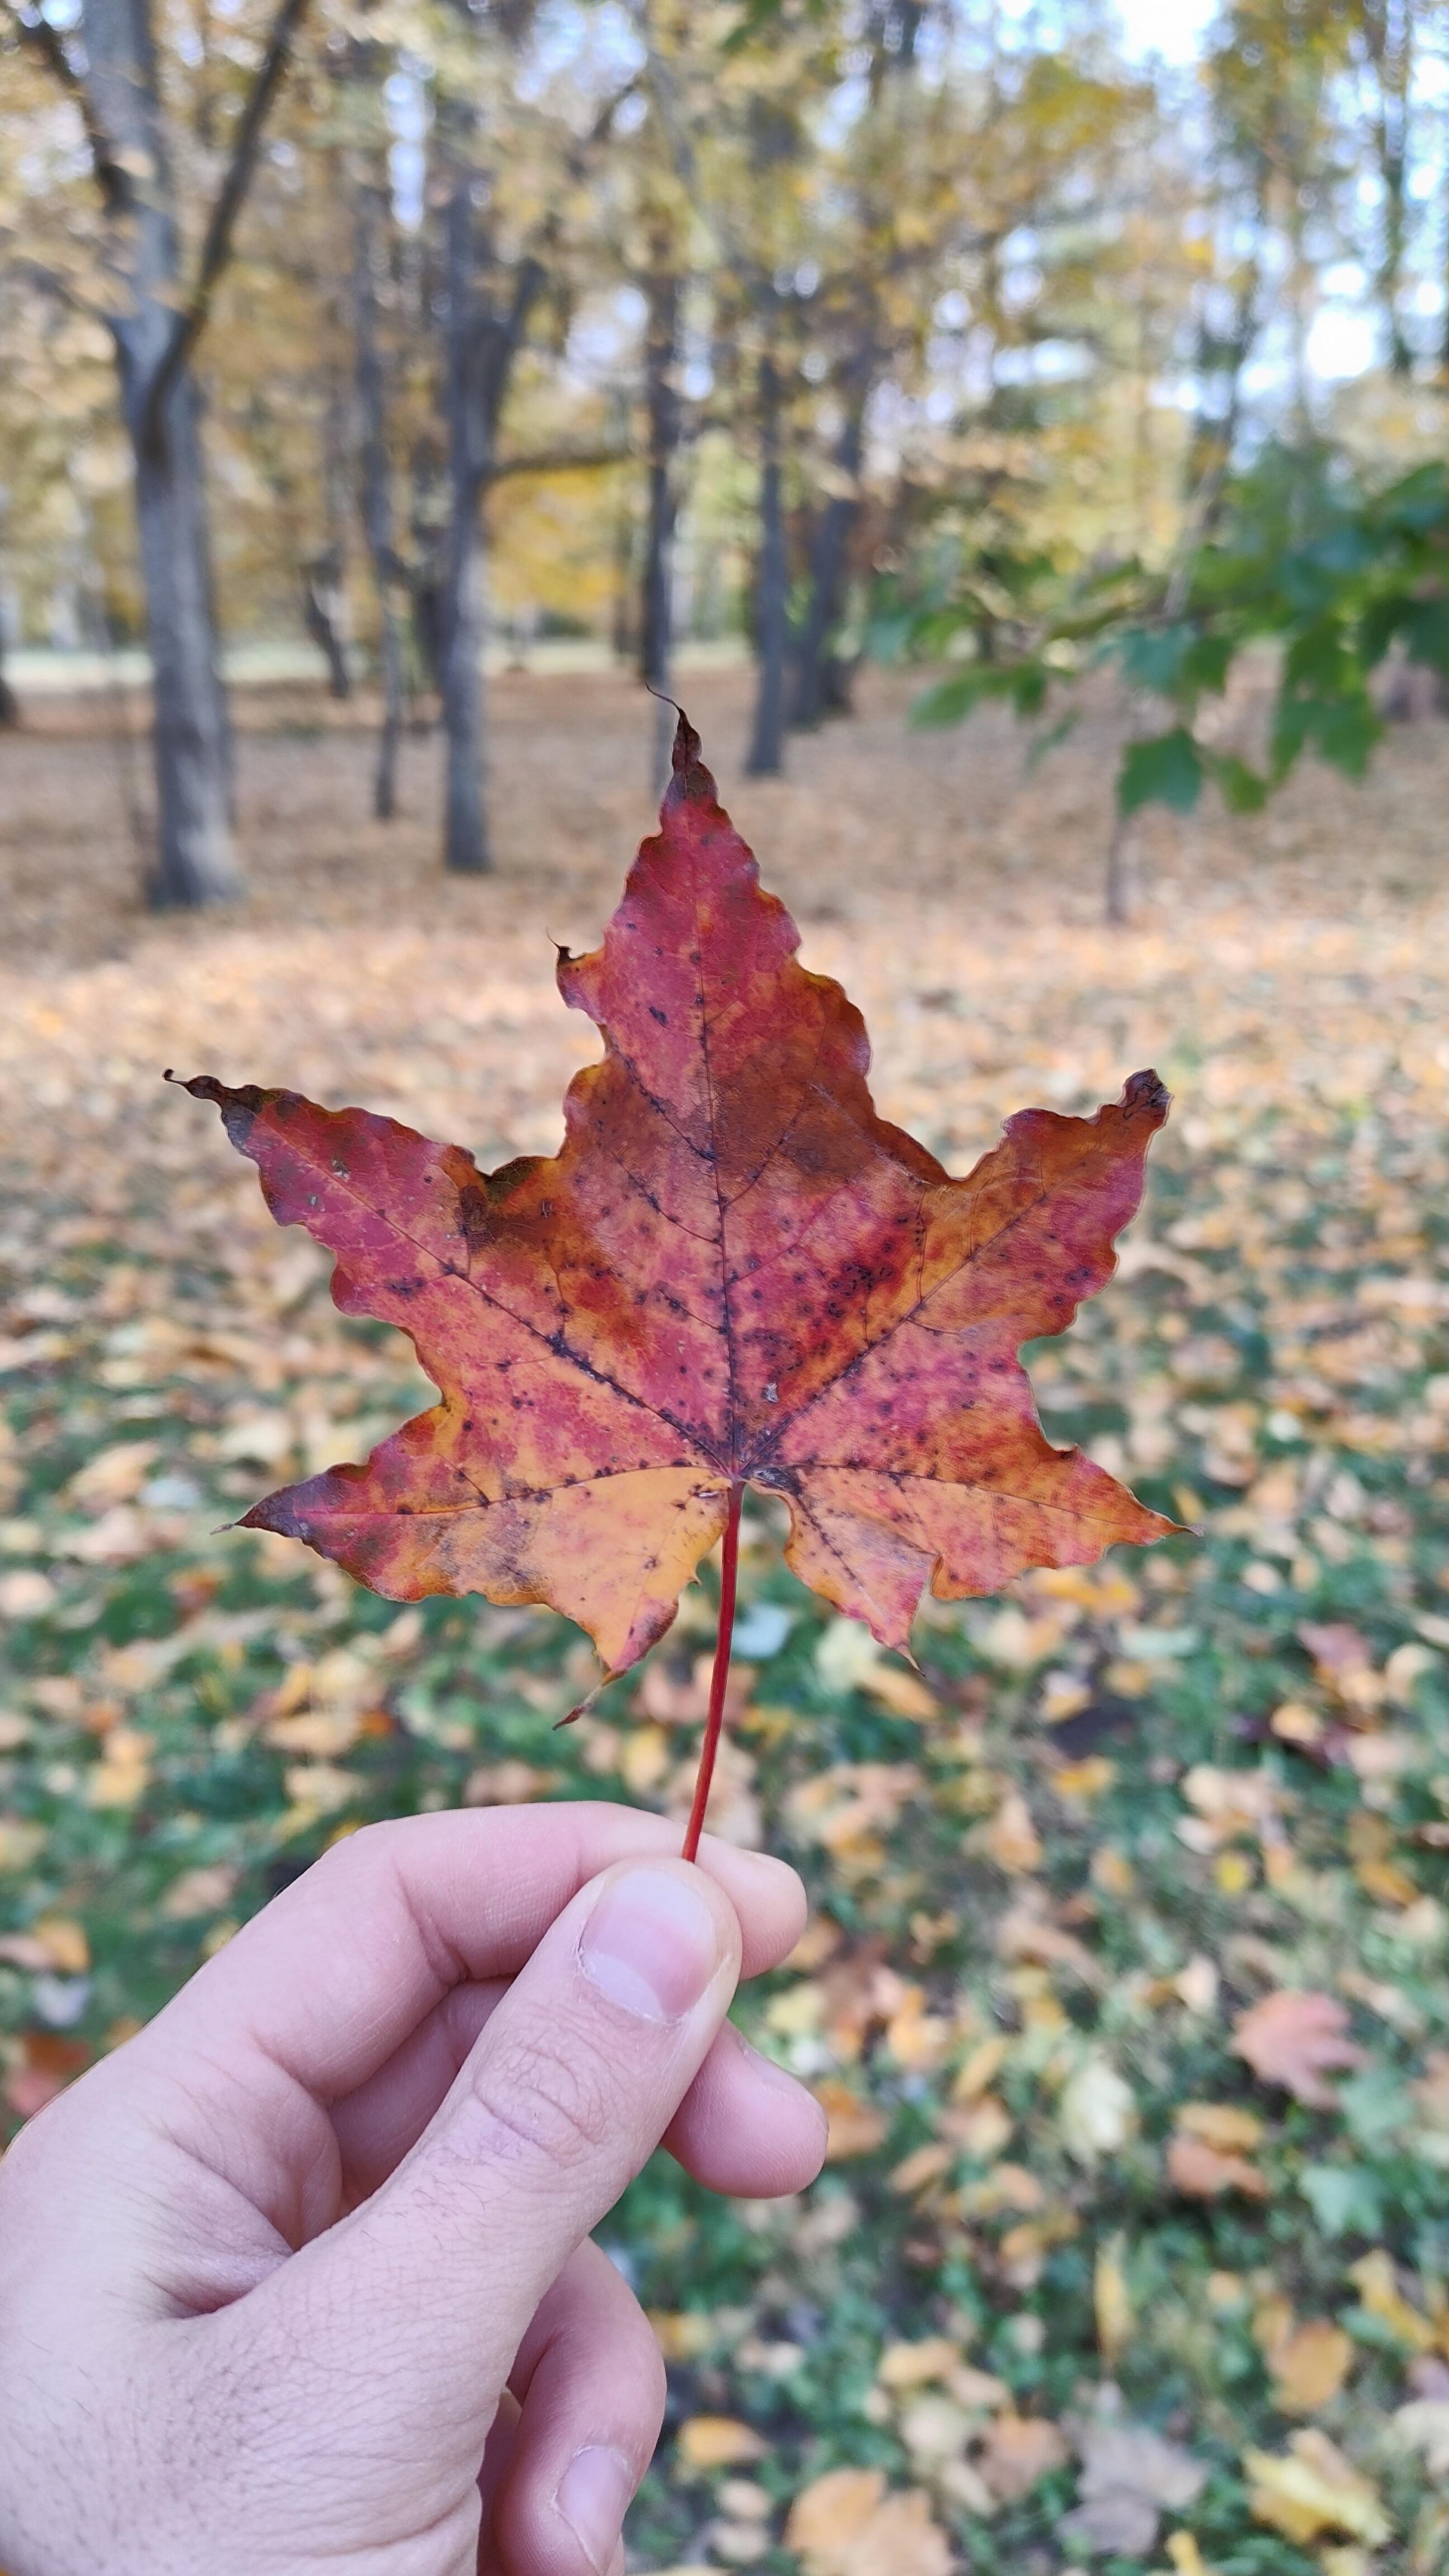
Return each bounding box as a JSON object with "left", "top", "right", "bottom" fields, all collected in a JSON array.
[{"left": 0, "top": 1803, "right": 828, "bottom": 2576}]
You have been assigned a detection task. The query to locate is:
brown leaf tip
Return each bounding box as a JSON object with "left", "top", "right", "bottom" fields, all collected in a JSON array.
[
  {"left": 1123, "top": 1068, "right": 1170, "bottom": 1125},
  {"left": 668, "top": 707, "right": 710, "bottom": 795}
]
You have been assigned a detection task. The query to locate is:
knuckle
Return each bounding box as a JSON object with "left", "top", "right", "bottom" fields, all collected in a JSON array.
[{"left": 460, "top": 2018, "right": 618, "bottom": 2177}]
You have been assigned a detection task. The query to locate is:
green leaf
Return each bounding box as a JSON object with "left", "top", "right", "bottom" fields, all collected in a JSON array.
[
  {"left": 1203, "top": 750, "right": 1268, "bottom": 814},
  {"left": 1118, "top": 728, "right": 1204, "bottom": 816},
  {"left": 1400, "top": 597, "right": 1449, "bottom": 675},
  {"left": 910, "top": 670, "right": 991, "bottom": 729},
  {"left": 1300, "top": 2164, "right": 1386, "bottom": 2238},
  {"left": 1273, "top": 690, "right": 1380, "bottom": 781},
  {"left": 1118, "top": 624, "right": 1195, "bottom": 697}
]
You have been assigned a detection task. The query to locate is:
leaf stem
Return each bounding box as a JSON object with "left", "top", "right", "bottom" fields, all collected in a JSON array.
[{"left": 682, "top": 1481, "right": 743, "bottom": 1864}]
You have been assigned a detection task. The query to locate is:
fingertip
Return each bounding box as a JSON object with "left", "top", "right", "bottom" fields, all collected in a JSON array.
[
  {"left": 664, "top": 2020, "right": 829, "bottom": 2198},
  {"left": 691, "top": 1836, "right": 808, "bottom": 1977}
]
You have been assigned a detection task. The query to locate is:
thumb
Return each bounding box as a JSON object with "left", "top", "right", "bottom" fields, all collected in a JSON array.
[{"left": 276, "top": 1858, "right": 740, "bottom": 2430}]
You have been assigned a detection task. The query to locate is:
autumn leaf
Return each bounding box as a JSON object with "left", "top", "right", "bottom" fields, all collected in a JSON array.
[
  {"left": 675, "top": 2416, "right": 766, "bottom": 2470},
  {"left": 1059, "top": 2416, "right": 1207, "bottom": 2558},
  {"left": 176, "top": 715, "right": 1172, "bottom": 1839},
  {"left": 785, "top": 2470, "right": 952, "bottom": 2576},
  {"left": 1242, "top": 2429, "right": 1390, "bottom": 2547},
  {"left": 1264, "top": 2319, "right": 1354, "bottom": 2416},
  {"left": 1232, "top": 1991, "right": 1365, "bottom": 2108},
  {"left": 1168, "top": 2101, "right": 1269, "bottom": 2199}
]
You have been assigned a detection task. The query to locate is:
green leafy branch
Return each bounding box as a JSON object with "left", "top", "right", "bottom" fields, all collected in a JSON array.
[{"left": 894, "top": 448, "right": 1449, "bottom": 831}]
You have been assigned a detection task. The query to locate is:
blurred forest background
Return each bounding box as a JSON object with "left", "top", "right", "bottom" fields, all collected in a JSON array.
[{"left": 8, "top": 2, "right": 1449, "bottom": 2573}]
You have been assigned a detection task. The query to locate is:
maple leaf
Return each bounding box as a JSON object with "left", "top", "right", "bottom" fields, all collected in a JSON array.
[
  {"left": 1232, "top": 1990, "right": 1366, "bottom": 2108},
  {"left": 174, "top": 716, "right": 1174, "bottom": 1848}
]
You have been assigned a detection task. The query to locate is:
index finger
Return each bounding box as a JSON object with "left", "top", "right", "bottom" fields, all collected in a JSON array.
[{"left": 144, "top": 1804, "right": 806, "bottom": 2104}]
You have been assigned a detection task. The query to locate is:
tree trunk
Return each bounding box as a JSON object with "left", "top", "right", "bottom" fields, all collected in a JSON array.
[
  {"left": 129, "top": 367, "right": 239, "bottom": 905},
  {"left": 1364, "top": 0, "right": 1413, "bottom": 377},
  {"left": 0, "top": 638, "right": 18, "bottom": 728},
  {"left": 746, "top": 345, "right": 788, "bottom": 778},
  {"left": 640, "top": 251, "right": 681, "bottom": 798},
  {"left": 86, "top": 0, "right": 239, "bottom": 905},
  {"left": 435, "top": 160, "right": 542, "bottom": 873},
  {"left": 440, "top": 468, "right": 489, "bottom": 873},
  {"left": 440, "top": 176, "right": 490, "bottom": 873},
  {"left": 789, "top": 343, "right": 869, "bottom": 731},
  {"left": 353, "top": 177, "right": 405, "bottom": 818},
  {"left": 303, "top": 549, "right": 351, "bottom": 697}
]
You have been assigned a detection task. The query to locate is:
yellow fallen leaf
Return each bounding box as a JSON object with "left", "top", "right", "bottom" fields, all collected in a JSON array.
[
  {"left": 1355, "top": 1856, "right": 1420, "bottom": 1907},
  {"left": 1091, "top": 1845, "right": 1137, "bottom": 1897},
  {"left": 1052, "top": 1756, "right": 1116, "bottom": 1799},
  {"left": 891, "top": 2142, "right": 952, "bottom": 2195},
  {"left": 1242, "top": 2430, "right": 1391, "bottom": 2547},
  {"left": 648, "top": 2310, "right": 714, "bottom": 2362},
  {"left": 161, "top": 1864, "right": 238, "bottom": 1920},
  {"left": 986, "top": 1790, "right": 1043, "bottom": 1873},
  {"left": 786, "top": 2477, "right": 953, "bottom": 2576},
  {"left": 786, "top": 2468, "right": 887, "bottom": 2559},
  {"left": 864, "top": 1663, "right": 939, "bottom": 1721},
  {"left": 675, "top": 2415, "right": 766, "bottom": 2470},
  {"left": 877, "top": 2337, "right": 962, "bottom": 2390},
  {"left": 1268, "top": 2319, "right": 1354, "bottom": 2415},
  {"left": 939, "top": 2093, "right": 1013, "bottom": 2159},
  {"left": 85, "top": 1729, "right": 152, "bottom": 1808},
  {"left": 951, "top": 2034, "right": 1010, "bottom": 2100},
  {"left": 1095, "top": 2237, "right": 1132, "bottom": 2365},
  {"left": 1176, "top": 2102, "right": 1263, "bottom": 2152},
  {"left": 1346, "top": 2249, "right": 1436, "bottom": 2352},
  {"left": 281, "top": 1762, "right": 361, "bottom": 1814},
  {"left": 64, "top": 1439, "right": 158, "bottom": 1508},
  {"left": 813, "top": 2080, "right": 888, "bottom": 2162},
  {"left": 28, "top": 1916, "right": 88, "bottom": 1974},
  {"left": 1162, "top": 2535, "right": 1215, "bottom": 2576}
]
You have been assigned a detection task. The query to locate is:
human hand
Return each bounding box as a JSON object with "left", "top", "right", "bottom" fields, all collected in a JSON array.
[{"left": 0, "top": 1804, "right": 826, "bottom": 2576}]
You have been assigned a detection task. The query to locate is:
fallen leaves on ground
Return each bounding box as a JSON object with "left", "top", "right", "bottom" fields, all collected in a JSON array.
[{"left": 4, "top": 678, "right": 1449, "bottom": 2571}]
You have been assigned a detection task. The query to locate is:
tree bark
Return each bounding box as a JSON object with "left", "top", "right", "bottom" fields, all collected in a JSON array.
[
  {"left": 789, "top": 341, "right": 869, "bottom": 731},
  {"left": 1364, "top": 0, "right": 1414, "bottom": 376},
  {"left": 746, "top": 344, "right": 788, "bottom": 777},
  {"left": 303, "top": 549, "right": 351, "bottom": 698},
  {"left": 127, "top": 359, "right": 238, "bottom": 904},
  {"left": 353, "top": 177, "right": 405, "bottom": 818},
  {"left": 640, "top": 249, "right": 681, "bottom": 797},
  {"left": 81, "top": 0, "right": 243, "bottom": 903},
  {"left": 436, "top": 158, "right": 542, "bottom": 873},
  {"left": 440, "top": 174, "right": 488, "bottom": 874}
]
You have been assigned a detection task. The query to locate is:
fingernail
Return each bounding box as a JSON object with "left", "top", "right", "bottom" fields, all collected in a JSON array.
[
  {"left": 580, "top": 1867, "right": 721, "bottom": 2020},
  {"left": 555, "top": 2443, "right": 635, "bottom": 2571}
]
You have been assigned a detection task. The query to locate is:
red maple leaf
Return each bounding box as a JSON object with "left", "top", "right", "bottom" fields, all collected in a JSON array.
[{"left": 174, "top": 715, "right": 1174, "bottom": 1852}]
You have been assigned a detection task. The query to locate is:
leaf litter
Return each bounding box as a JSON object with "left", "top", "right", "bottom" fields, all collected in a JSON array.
[{"left": 3, "top": 672, "right": 1449, "bottom": 2567}]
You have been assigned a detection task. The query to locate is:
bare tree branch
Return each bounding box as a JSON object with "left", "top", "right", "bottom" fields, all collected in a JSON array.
[
  {"left": 140, "top": 0, "right": 311, "bottom": 451},
  {"left": 487, "top": 443, "right": 629, "bottom": 485}
]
